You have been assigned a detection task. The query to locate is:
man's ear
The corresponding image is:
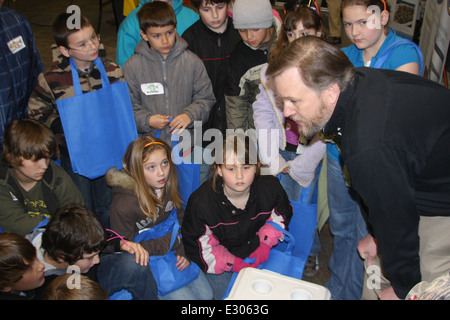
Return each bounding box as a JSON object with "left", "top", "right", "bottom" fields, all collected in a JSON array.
[
  {"left": 58, "top": 45, "right": 70, "bottom": 58},
  {"left": 323, "top": 82, "right": 340, "bottom": 107}
]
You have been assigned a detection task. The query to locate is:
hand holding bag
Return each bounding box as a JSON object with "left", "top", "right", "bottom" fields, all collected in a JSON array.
[
  {"left": 134, "top": 209, "right": 200, "bottom": 296},
  {"left": 56, "top": 57, "right": 138, "bottom": 179}
]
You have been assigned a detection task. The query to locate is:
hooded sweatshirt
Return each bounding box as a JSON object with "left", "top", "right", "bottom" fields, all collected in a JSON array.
[
  {"left": 123, "top": 34, "right": 215, "bottom": 146},
  {"left": 116, "top": 0, "right": 199, "bottom": 67}
]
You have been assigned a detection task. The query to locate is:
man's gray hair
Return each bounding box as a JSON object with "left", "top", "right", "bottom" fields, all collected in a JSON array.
[{"left": 266, "top": 36, "right": 355, "bottom": 93}]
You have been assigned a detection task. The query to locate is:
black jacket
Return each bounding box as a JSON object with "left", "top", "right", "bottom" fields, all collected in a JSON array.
[
  {"left": 182, "top": 175, "right": 292, "bottom": 273},
  {"left": 324, "top": 67, "right": 450, "bottom": 298},
  {"left": 182, "top": 17, "right": 241, "bottom": 137}
]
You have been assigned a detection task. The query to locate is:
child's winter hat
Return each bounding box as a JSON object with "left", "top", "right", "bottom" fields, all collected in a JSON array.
[{"left": 233, "top": 0, "right": 274, "bottom": 29}]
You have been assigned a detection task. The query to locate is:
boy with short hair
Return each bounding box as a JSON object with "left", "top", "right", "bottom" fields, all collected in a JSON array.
[
  {"left": 116, "top": 0, "right": 199, "bottom": 67},
  {"left": 182, "top": 0, "right": 241, "bottom": 138},
  {"left": 123, "top": 1, "right": 215, "bottom": 146},
  {"left": 0, "top": 119, "right": 83, "bottom": 236},
  {"left": 28, "top": 13, "right": 124, "bottom": 228},
  {"left": 27, "top": 203, "right": 158, "bottom": 300},
  {"left": 225, "top": 0, "right": 280, "bottom": 130}
]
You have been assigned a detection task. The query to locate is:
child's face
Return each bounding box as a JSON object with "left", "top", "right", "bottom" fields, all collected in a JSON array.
[
  {"left": 63, "top": 25, "right": 100, "bottom": 68},
  {"left": 342, "top": 5, "right": 388, "bottom": 51},
  {"left": 199, "top": 2, "right": 228, "bottom": 33},
  {"left": 140, "top": 25, "right": 177, "bottom": 59},
  {"left": 13, "top": 157, "right": 49, "bottom": 185},
  {"left": 73, "top": 251, "right": 101, "bottom": 274},
  {"left": 286, "top": 21, "right": 322, "bottom": 43},
  {"left": 238, "top": 28, "right": 272, "bottom": 49},
  {"left": 217, "top": 152, "right": 256, "bottom": 196},
  {"left": 11, "top": 258, "right": 45, "bottom": 293},
  {"left": 143, "top": 148, "right": 171, "bottom": 190}
]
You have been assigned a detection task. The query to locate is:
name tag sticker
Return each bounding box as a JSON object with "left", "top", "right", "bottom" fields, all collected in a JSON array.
[
  {"left": 7, "top": 35, "right": 26, "bottom": 54},
  {"left": 141, "top": 82, "right": 164, "bottom": 95}
]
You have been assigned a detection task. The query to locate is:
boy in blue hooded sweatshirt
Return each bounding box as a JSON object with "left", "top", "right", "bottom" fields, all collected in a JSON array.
[{"left": 116, "top": 0, "right": 199, "bottom": 67}]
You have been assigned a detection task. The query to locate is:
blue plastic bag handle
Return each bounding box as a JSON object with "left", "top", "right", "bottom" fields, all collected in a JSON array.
[{"left": 69, "top": 57, "right": 110, "bottom": 96}]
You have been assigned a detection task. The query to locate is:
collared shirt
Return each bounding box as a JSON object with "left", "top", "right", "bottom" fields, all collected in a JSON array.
[{"left": 0, "top": 7, "right": 44, "bottom": 151}]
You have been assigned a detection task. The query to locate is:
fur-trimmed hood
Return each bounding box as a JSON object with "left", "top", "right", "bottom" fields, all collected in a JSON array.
[{"left": 105, "top": 167, "right": 135, "bottom": 193}]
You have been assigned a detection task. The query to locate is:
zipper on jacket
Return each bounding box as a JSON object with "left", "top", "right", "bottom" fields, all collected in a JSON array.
[{"left": 162, "top": 60, "right": 169, "bottom": 114}]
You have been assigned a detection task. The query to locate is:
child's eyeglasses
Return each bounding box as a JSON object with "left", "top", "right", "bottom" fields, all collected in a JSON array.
[{"left": 68, "top": 34, "right": 100, "bottom": 52}]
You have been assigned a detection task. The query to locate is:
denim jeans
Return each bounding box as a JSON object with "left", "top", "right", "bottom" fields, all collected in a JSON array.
[
  {"left": 325, "top": 153, "right": 368, "bottom": 300},
  {"left": 97, "top": 252, "right": 159, "bottom": 300},
  {"left": 158, "top": 271, "right": 213, "bottom": 300},
  {"left": 60, "top": 154, "right": 111, "bottom": 228},
  {"left": 203, "top": 271, "right": 233, "bottom": 300}
]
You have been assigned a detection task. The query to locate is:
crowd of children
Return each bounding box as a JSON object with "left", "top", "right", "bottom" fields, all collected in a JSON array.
[{"left": 1, "top": 0, "right": 448, "bottom": 301}]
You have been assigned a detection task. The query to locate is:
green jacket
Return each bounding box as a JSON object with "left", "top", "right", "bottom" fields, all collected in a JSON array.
[{"left": 0, "top": 160, "right": 84, "bottom": 235}]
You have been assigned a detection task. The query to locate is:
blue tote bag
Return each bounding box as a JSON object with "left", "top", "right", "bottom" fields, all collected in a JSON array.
[
  {"left": 155, "top": 123, "right": 201, "bottom": 208},
  {"left": 56, "top": 57, "right": 138, "bottom": 179},
  {"left": 134, "top": 209, "right": 200, "bottom": 296},
  {"left": 275, "top": 165, "right": 319, "bottom": 259}
]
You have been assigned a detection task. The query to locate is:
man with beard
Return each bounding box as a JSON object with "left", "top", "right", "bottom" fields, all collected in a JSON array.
[{"left": 266, "top": 36, "right": 450, "bottom": 300}]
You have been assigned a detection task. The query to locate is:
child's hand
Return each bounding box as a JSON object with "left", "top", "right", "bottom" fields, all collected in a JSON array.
[
  {"left": 175, "top": 255, "right": 190, "bottom": 271},
  {"left": 149, "top": 114, "right": 171, "bottom": 130},
  {"left": 169, "top": 113, "right": 190, "bottom": 134},
  {"left": 120, "top": 240, "right": 149, "bottom": 266}
]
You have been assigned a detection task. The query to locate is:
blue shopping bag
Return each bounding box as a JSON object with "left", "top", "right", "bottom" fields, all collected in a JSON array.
[
  {"left": 134, "top": 209, "right": 200, "bottom": 296},
  {"left": 155, "top": 123, "right": 201, "bottom": 208},
  {"left": 275, "top": 165, "right": 319, "bottom": 259},
  {"left": 56, "top": 57, "right": 138, "bottom": 179}
]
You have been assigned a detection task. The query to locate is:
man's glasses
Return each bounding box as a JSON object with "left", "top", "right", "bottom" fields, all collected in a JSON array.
[{"left": 68, "top": 34, "right": 100, "bottom": 52}]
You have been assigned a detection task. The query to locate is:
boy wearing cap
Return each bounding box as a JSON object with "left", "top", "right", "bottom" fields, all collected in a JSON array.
[{"left": 225, "top": 0, "right": 280, "bottom": 130}]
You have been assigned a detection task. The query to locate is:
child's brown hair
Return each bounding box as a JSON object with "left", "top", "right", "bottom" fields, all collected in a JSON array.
[
  {"left": 137, "top": 1, "right": 177, "bottom": 32},
  {"left": 270, "top": 6, "right": 328, "bottom": 61},
  {"left": 190, "top": 0, "right": 232, "bottom": 10},
  {"left": 41, "top": 203, "right": 107, "bottom": 266},
  {"left": 51, "top": 12, "right": 92, "bottom": 48},
  {"left": 43, "top": 274, "right": 108, "bottom": 300},
  {"left": 0, "top": 233, "right": 38, "bottom": 291},
  {"left": 2, "top": 119, "right": 58, "bottom": 168}
]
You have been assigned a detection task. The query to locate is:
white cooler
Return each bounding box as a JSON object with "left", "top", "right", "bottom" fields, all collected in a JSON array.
[{"left": 225, "top": 268, "right": 331, "bottom": 300}]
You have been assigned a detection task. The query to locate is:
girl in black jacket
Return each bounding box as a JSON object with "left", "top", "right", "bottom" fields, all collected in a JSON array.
[{"left": 182, "top": 133, "right": 292, "bottom": 299}]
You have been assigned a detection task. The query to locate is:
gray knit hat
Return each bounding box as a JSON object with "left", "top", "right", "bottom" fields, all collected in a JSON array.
[{"left": 233, "top": 0, "right": 274, "bottom": 29}]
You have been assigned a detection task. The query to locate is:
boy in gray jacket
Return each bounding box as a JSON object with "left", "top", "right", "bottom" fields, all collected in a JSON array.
[{"left": 123, "top": 1, "right": 215, "bottom": 148}]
